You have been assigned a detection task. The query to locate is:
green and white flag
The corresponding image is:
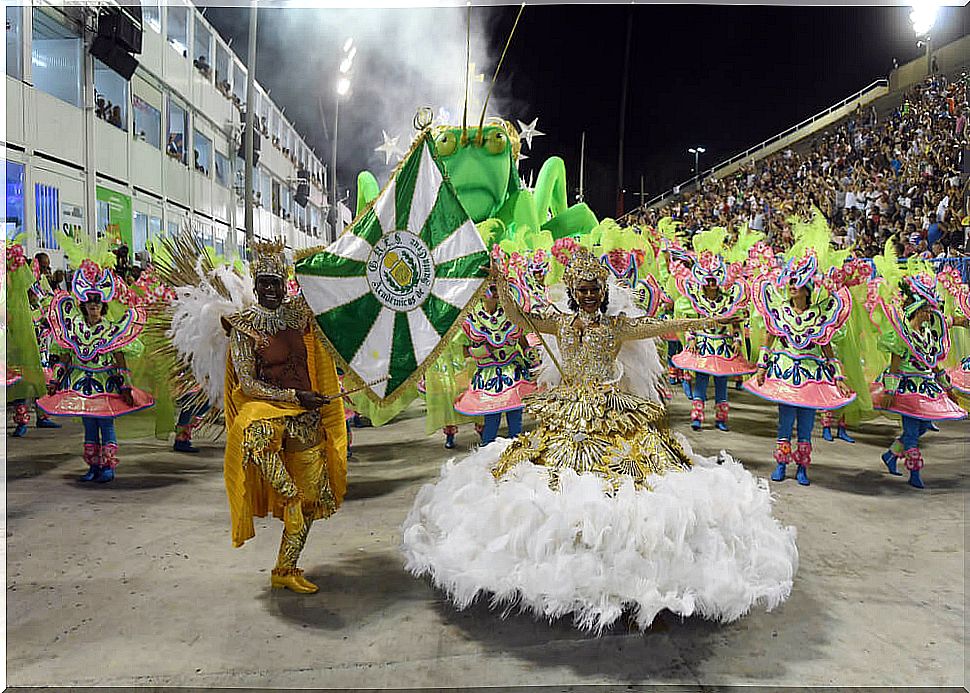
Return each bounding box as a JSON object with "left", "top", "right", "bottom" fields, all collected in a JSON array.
[{"left": 295, "top": 133, "right": 488, "bottom": 403}]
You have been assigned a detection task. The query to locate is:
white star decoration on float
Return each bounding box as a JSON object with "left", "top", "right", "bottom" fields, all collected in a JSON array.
[
  {"left": 375, "top": 130, "right": 407, "bottom": 166},
  {"left": 516, "top": 118, "right": 545, "bottom": 151}
]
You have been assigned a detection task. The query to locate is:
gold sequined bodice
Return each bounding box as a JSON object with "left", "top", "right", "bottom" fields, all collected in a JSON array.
[{"left": 557, "top": 314, "right": 624, "bottom": 385}]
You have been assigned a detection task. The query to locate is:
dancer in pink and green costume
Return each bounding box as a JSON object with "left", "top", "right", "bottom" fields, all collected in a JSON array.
[
  {"left": 868, "top": 256, "right": 966, "bottom": 489},
  {"left": 669, "top": 238, "right": 755, "bottom": 432},
  {"left": 453, "top": 279, "right": 537, "bottom": 446},
  {"left": 37, "top": 259, "right": 154, "bottom": 483},
  {"left": 745, "top": 246, "right": 860, "bottom": 486}
]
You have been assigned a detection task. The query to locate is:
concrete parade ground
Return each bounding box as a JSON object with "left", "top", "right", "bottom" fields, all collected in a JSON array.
[{"left": 4, "top": 390, "right": 968, "bottom": 689}]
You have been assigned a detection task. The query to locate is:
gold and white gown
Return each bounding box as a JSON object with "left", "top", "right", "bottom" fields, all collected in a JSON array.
[{"left": 401, "top": 282, "right": 798, "bottom": 633}]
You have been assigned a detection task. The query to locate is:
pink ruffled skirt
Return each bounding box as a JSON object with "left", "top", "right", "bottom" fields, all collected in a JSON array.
[{"left": 37, "top": 388, "right": 155, "bottom": 418}]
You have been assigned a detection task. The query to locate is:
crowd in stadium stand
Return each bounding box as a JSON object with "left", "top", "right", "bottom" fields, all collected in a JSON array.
[{"left": 637, "top": 73, "right": 970, "bottom": 259}]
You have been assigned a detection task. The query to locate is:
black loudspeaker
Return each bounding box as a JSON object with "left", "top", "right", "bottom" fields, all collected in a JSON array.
[
  {"left": 97, "top": 7, "right": 142, "bottom": 55},
  {"left": 90, "top": 35, "right": 139, "bottom": 81},
  {"left": 295, "top": 168, "right": 310, "bottom": 208}
]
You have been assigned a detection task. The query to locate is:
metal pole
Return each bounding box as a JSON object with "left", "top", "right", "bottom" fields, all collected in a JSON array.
[
  {"left": 331, "top": 98, "right": 340, "bottom": 240},
  {"left": 926, "top": 35, "right": 933, "bottom": 76},
  {"left": 639, "top": 174, "right": 644, "bottom": 213},
  {"left": 243, "top": 0, "right": 258, "bottom": 251},
  {"left": 578, "top": 131, "right": 586, "bottom": 203},
  {"left": 616, "top": 8, "right": 634, "bottom": 217}
]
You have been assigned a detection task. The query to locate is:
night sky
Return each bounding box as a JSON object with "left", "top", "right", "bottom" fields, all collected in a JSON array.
[{"left": 206, "top": 3, "right": 969, "bottom": 220}]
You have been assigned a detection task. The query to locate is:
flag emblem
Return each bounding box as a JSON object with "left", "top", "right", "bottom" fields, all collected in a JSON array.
[{"left": 367, "top": 232, "right": 435, "bottom": 311}]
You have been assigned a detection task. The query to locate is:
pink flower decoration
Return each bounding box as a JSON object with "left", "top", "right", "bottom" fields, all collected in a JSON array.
[
  {"left": 6, "top": 244, "right": 26, "bottom": 272},
  {"left": 80, "top": 259, "right": 101, "bottom": 284}
]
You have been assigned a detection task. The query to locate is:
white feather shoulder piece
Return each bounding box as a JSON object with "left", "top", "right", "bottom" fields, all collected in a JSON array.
[{"left": 168, "top": 264, "right": 253, "bottom": 410}]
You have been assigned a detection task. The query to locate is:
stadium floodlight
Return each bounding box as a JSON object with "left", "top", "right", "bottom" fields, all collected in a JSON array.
[
  {"left": 688, "top": 147, "right": 706, "bottom": 175},
  {"left": 336, "top": 76, "right": 351, "bottom": 96},
  {"left": 339, "top": 57, "right": 353, "bottom": 74},
  {"left": 910, "top": 2, "right": 940, "bottom": 36},
  {"left": 343, "top": 37, "right": 354, "bottom": 52}
]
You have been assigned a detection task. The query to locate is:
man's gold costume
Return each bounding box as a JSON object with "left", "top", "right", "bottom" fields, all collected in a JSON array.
[{"left": 222, "top": 241, "right": 347, "bottom": 593}]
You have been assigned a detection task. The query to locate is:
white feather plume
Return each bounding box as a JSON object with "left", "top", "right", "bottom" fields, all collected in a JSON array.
[
  {"left": 168, "top": 264, "right": 253, "bottom": 410},
  {"left": 535, "top": 279, "right": 666, "bottom": 402}
]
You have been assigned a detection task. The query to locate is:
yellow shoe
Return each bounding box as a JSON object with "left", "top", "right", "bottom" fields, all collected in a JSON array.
[
  {"left": 271, "top": 569, "right": 318, "bottom": 594},
  {"left": 294, "top": 574, "right": 319, "bottom": 592}
]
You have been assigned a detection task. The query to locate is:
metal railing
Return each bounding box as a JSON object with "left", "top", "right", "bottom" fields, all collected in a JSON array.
[{"left": 620, "top": 78, "right": 890, "bottom": 223}]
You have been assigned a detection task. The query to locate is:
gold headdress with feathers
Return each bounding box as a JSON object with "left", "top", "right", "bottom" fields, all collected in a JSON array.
[
  {"left": 250, "top": 239, "right": 287, "bottom": 279},
  {"left": 562, "top": 247, "right": 609, "bottom": 291}
]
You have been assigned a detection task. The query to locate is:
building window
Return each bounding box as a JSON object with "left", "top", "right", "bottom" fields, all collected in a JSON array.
[
  {"left": 167, "top": 97, "right": 188, "bottom": 165},
  {"left": 193, "top": 18, "right": 211, "bottom": 79},
  {"left": 5, "top": 161, "right": 25, "bottom": 241},
  {"left": 232, "top": 62, "right": 245, "bottom": 106},
  {"left": 167, "top": 219, "right": 181, "bottom": 237},
  {"left": 94, "top": 59, "right": 128, "bottom": 131},
  {"left": 31, "top": 8, "right": 82, "bottom": 107},
  {"left": 259, "top": 92, "right": 270, "bottom": 135},
  {"left": 259, "top": 166, "right": 271, "bottom": 208},
  {"left": 271, "top": 179, "right": 281, "bottom": 216},
  {"left": 141, "top": 0, "right": 160, "bottom": 32},
  {"left": 165, "top": 4, "right": 188, "bottom": 57},
  {"left": 271, "top": 109, "right": 281, "bottom": 149},
  {"left": 133, "top": 211, "right": 149, "bottom": 253},
  {"left": 6, "top": 6, "right": 23, "bottom": 80},
  {"left": 131, "top": 82, "right": 162, "bottom": 149},
  {"left": 193, "top": 130, "right": 211, "bottom": 176},
  {"left": 215, "top": 150, "right": 230, "bottom": 187},
  {"left": 149, "top": 215, "right": 162, "bottom": 242},
  {"left": 215, "top": 42, "right": 230, "bottom": 97},
  {"left": 282, "top": 186, "right": 291, "bottom": 221},
  {"left": 34, "top": 183, "right": 60, "bottom": 249}
]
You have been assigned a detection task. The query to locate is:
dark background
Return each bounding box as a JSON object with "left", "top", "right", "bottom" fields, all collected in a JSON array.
[{"left": 206, "top": 3, "right": 969, "bottom": 220}]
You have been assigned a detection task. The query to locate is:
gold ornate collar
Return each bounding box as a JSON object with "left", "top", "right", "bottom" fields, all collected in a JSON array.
[{"left": 226, "top": 297, "right": 309, "bottom": 340}]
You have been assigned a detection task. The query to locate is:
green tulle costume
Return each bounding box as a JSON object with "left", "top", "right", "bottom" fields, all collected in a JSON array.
[{"left": 6, "top": 253, "right": 47, "bottom": 401}]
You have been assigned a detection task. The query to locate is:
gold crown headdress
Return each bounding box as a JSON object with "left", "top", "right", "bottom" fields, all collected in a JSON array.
[
  {"left": 251, "top": 239, "right": 287, "bottom": 279},
  {"left": 562, "top": 247, "right": 609, "bottom": 291}
]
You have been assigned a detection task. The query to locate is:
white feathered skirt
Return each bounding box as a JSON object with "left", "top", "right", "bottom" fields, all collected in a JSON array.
[{"left": 401, "top": 437, "right": 798, "bottom": 633}]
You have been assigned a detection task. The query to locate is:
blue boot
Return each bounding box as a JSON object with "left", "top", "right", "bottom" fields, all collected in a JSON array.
[
  {"left": 836, "top": 426, "right": 856, "bottom": 444},
  {"left": 715, "top": 421, "right": 729, "bottom": 432},
  {"left": 881, "top": 450, "right": 901, "bottom": 475},
  {"left": 690, "top": 419, "right": 702, "bottom": 431},
  {"left": 444, "top": 433, "right": 456, "bottom": 449},
  {"left": 173, "top": 439, "right": 200, "bottom": 454},
  {"left": 37, "top": 418, "right": 61, "bottom": 429},
  {"left": 96, "top": 467, "right": 114, "bottom": 483},
  {"left": 822, "top": 427, "right": 834, "bottom": 442},
  {"left": 12, "top": 423, "right": 28, "bottom": 437},
  {"left": 927, "top": 422, "right": 940, "bottom": 433},
  {"left": 79, "top": 465, "right": 100, "bottom": 482},
  {"left": 908, "top": 470, "right": 924, "bottom": 489},
  {"left": 795, "top": 464, "right": 810, "bottom": 486},
  {"left": 770, "top": 463, "right": 787, "bottom": 482}
]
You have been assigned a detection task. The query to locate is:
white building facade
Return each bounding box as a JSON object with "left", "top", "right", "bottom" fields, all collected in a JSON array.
[{"left": 5, "top": 1, "right": 332, "bottom": 267}]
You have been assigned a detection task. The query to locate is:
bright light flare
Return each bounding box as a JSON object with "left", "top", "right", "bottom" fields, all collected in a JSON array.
[
  {"left": 343, "top": 37, "right": 354, "bottom": 52},
  {"left": 339, "top": 57, "right": 353, "bottom": 74},
  {"left": 910, "top": 2, "right": 940, "bottom": 36},
  {"left": 336, "top": 76, "right": 351, "bottom": 96}
]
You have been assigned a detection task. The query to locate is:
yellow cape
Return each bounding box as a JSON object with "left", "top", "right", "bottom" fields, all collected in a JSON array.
[{"left": 223, "top": 332, "right": 348, "bottom": 547}]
